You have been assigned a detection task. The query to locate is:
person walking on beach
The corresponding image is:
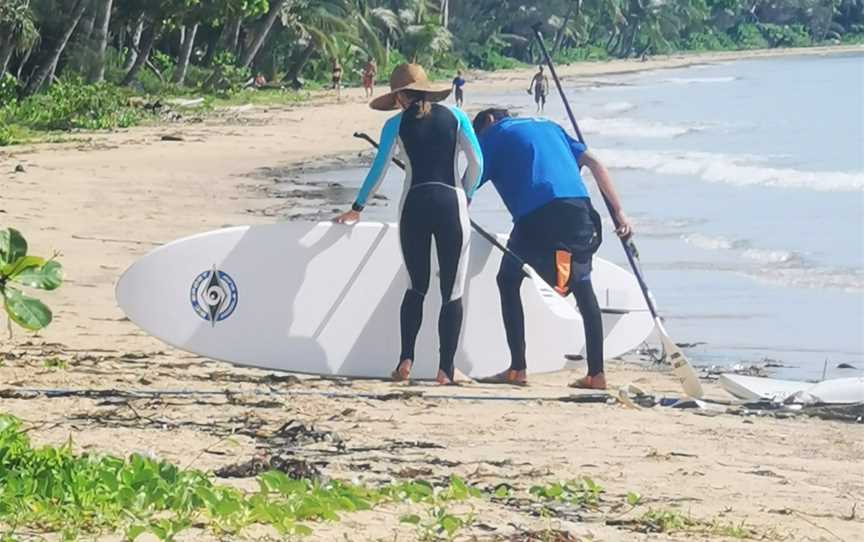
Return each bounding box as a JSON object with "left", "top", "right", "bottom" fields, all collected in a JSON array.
[
  {"left": 528, "top": 66, "right": 549, "bottom": 114},
  {"left": 452, "top": 70, "right": 466, "bottom": 107},
  {"left": 362, "top": 58, "right": 377, "bottom": 98},
  {"left": 331, "top": 60, "right": 343, "bottom": 100},
  {"left": 471, "top": 108, "right": 632, "bottom": 389},
  {"left": 334, "top": 64, "right": 484, "bottom": 385}
]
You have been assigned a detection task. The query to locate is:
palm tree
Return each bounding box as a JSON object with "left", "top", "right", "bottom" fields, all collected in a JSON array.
[{"left": 0, "top": 0, "right": 39, "bottom": 79}]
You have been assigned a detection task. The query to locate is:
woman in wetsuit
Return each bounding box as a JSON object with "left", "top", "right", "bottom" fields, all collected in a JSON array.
[{"left": 334, "top": 63, "right": 484, "bottom": 385}]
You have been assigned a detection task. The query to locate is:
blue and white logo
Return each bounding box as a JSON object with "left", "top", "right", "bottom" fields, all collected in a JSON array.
[{"left": 190, "top": 267, "right": 238, "bottom": 326}]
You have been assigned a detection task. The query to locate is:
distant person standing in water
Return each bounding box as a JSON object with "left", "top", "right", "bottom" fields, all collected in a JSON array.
[
  {"left": 331, "top": 60, "right": 343, "bottom": 100},
  {"left": 452, "top": 70, "right": 466, "bottom": 107},
  {"left": 362, "top": 58, "right": 377, "bottom": 98},
  {"left": 528, "top": 65, "right": 549, "bottom": 114}
]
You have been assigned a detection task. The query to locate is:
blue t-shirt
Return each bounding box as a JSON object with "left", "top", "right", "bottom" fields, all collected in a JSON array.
[
  {"left": 478, "top": 117, "right": 589, "bottom": 221},
  {"left": 453, "top": 77, "right": 465, "bottom": 88}
]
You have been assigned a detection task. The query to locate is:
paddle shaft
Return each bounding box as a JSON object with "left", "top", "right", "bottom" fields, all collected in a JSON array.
[
  {"left": 530, "top": 24, "right": 661, "bottom": 320},
  {"left": 352, "top": 131, "right": 536, "bottom": 276}
]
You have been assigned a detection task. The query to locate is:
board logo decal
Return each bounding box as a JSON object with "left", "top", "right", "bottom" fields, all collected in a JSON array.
[{"left": 190, "top": 266, "right": 238, "bottom": 326}]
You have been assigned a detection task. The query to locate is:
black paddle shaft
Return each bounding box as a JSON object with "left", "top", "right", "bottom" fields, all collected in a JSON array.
[
  {"left": 351, "top": 131, "right": 533, "bottom": 274},
  {"left": 530, "top": 24, "right": 661, "bottom": 320}
]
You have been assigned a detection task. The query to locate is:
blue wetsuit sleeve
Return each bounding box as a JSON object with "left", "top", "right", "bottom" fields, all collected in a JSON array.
[
  {"left": 354, "top": 113, "right": 401, "bottom": 209},
  {"left": 450, "top": 106, "right": 484, "bottom": 198}
]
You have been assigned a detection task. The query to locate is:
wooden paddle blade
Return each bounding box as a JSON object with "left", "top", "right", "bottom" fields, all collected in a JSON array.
[
  {"left": 524, "top": 266, "right": 581, "bottom": 320},
  {"left": 658, "top": 325, "right": 704, "bottom": 398}
]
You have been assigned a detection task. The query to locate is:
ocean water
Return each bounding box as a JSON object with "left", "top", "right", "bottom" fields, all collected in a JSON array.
[{"left": 293, "top": 52, "right": 864, "bottom": 380}]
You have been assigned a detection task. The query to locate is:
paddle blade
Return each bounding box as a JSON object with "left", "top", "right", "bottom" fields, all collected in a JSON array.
[
  {"left": 657, "top": 321, "right": 704, "bottom": 398},
  {"left": 524, "top": 266, "right": 580, "bottom": 320}
]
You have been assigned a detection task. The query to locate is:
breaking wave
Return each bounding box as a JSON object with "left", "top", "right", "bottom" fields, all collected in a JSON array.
[
  {"left": 663, "top": 76, "right": 739, "bottom": 85},
  {"left": 596, "top": 148, "right": 864, "bottom": 192},
  {"left": 580, "top": 117, "right": 706, "bottom": 138},
  {"left": 681, "top": 233, "right": 863, "bottom": 291}
]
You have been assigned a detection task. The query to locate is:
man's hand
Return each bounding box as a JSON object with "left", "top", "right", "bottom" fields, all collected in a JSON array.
[
  {"left": 333, "top": 209, "right": 360, "bottom": 224},
  {"left": 614, "top": 210, "right": 633, "bottom": 239}
]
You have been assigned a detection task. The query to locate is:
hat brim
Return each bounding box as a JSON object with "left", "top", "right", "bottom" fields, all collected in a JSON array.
[{"left": 369, "top": 83, "right": 452, "bottom": 111}]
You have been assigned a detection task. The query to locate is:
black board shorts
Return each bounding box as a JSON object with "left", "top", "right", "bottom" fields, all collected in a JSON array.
[{"left": 501, "top": 197, "right": 601, "bottom": 291}]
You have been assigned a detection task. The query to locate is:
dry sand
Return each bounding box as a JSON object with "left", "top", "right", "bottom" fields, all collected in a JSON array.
[{"left": 0, "top": 46, "right": 862, "bottom": 541}]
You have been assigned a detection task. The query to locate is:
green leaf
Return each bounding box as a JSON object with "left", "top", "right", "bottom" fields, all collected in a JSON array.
[
  {"left": 1, "top": 255, "right": 44, "bottom": 278},
  {"left": 440, "top": 514, "right": 462, "bottom": 536},
  {"left": 493, "top": 484, "right": 511, "bottom": 499},
  {"left": 11, "top": 260, "right": 62, "bottom": 290},
  {"left": 399, "top": 514, "right": 421, "bottom": 524},
  {"left": 4, "top": 287, "right": 52, "bottom": 330},
  {"left": 627, "top": 491, "right": 642, "bottom": 506},
  {"left": 0, "top": 228, "right": 27, "bottom": 266},
  {"left": 125, "top": 525, "right": 147, "bottom": 541}
]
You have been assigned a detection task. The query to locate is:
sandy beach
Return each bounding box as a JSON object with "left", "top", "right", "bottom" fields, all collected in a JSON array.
[{"left": 1, "top": 46, "right": 862, "bottom": 540}]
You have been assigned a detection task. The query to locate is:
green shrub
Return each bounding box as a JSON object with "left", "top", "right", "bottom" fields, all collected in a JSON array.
[
  {"left": 464, "top": 43, "right": 520, "bottom": 70},
  {"left": 680, "top": 30, "right": 736, "bottom": 51},
  {"left": 0, "top": 73, "right": 19, "bottom": 106},
  {"left": 207, "top": 52, "right": 251, "bottom": 96},
  {"left": 760, "top": 23, "right": 812, "bottom": 47},
  {"left": 731, "top": 23, "right": 770, "bottom": 49},
  {"left": 11, "top": 78, "right": 140, "bottom": 131},
  {"left": 554, "top": 45, "right": 610, "bottom": 63}
]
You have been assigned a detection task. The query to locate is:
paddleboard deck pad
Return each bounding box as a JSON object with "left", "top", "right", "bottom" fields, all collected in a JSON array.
[{"left": 116, "top": 222, "right": 653, "bottom": 378}]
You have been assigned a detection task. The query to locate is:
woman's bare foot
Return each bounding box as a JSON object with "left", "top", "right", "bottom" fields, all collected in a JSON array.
[
  {"left": 435, "top": 369, "right": 455, "bottom": 385},
  {"left": 569, "top": 373, "right": 607, "bottom": 390},
  {"left": 479, "top": 369, "right": 527, "bottom": 386},
  {"left": 391, "top": 358, "right": 412, "bottom": 382}
]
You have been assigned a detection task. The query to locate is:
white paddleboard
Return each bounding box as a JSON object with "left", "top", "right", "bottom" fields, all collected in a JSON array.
[
  {"left": 719, "top": 374, "right": 864, "bottom": 404},
  {"left": 116, "top": 222, "right": 653, "bottom": 379}
]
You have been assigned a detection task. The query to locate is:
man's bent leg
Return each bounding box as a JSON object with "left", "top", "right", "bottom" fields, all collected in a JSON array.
[{"left": 573, "top": 279, "right": 603, "bottom": 376}]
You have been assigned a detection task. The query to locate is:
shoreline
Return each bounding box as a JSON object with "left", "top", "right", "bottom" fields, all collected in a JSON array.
[{"left": 0, "top": 44, "right": 862, "bottom": 540}]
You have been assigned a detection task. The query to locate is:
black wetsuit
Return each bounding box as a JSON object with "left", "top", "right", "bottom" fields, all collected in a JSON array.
[{"left": 353, "top": 103, "right": 483, "bottom": 379}]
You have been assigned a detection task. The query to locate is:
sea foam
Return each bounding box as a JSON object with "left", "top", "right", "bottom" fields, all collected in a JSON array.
[{"left": 596, "top": 148, "right": 864, "bottom": 192}]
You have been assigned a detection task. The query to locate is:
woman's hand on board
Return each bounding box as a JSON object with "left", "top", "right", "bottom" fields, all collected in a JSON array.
[{"left": 333, "top": 209, "right": 361, "bottom": 225}]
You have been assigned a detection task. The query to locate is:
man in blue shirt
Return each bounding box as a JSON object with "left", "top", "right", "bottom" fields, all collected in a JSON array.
[{"left": 472, "top": 108, "right": 632, "bottom": 389}]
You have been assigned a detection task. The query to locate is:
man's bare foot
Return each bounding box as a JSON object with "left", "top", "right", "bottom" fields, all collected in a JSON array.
[
  {"left": 569, "top": 373, "right": 607, "bottom": 390},
  {"left": 435, "top": 369, "right": 454, "bottom": 385},
  {"left": 479, "top": 369, "right": 527, "bottom": 386},
  {"left": 391, "top": 359, "right": 412, "bottom": 382}
]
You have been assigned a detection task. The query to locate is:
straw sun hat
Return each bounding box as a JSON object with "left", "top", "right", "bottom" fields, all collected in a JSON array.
[{"left": 369, "top": 63, "right": 452, "bottom": 111}]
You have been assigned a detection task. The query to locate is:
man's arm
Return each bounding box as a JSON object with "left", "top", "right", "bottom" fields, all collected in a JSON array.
[{"left": 578, "top": 151, "right": 632, "bottom": 238}]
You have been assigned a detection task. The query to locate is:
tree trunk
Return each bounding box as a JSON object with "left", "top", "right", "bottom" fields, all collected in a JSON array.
[
  {"left": 219, "top": 17, "right": 242, "bottom": 55},
  {"left": 0, "top": 35, "right": 13, "bottom": 78},
  {"left": 122, "top": 19, "right": 162, "bottom": 86},
  {"left": 16, "top": 48, "right": 32, "bottom": 80},
  {"left": 441, "top": 0, "right": 449, "bottom": 28},
  {"left": 77, "top": 0, "right": 97, "bottom": 41},
  {"left": 172, "top": 23, "right": 198, "bottom": 85},
  {"left": 25, "top": 0, "right": 90, "bottom": 95},
  {"left": 241, "top": 0, "right": 285, "bottom": 68},
  {"left": 552, "top": 1, "right": 577, "bottom": 57},
  {"left": 88, "top": 0, "right": 113, "bottom": 82},
  {"left": 123, "top": 16, "right": 144, "bottom": 71},
  {"left": 283, "top": 41, "right": 315, "bottom": 86},
  {"left": 201, "top": 29, "right": 220, "bottom": 66}
]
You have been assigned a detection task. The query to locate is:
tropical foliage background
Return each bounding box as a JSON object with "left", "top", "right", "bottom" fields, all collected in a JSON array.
[{"left": 1, "top": 0, "right": 862, "bottom": 142}]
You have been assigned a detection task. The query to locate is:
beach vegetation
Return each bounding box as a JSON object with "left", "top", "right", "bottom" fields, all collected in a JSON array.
[
  {"left": 0, "top": 414, "right": 482, "bottom": 540},
  {"left": 0, "top": 0, "right": 860, "bottom": 145},
  {"left": 0, "top": 229, "right": 63, "bottom": 336},
  {"left": 529, "top": 477, "right": 604, "bottom": 508}
]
